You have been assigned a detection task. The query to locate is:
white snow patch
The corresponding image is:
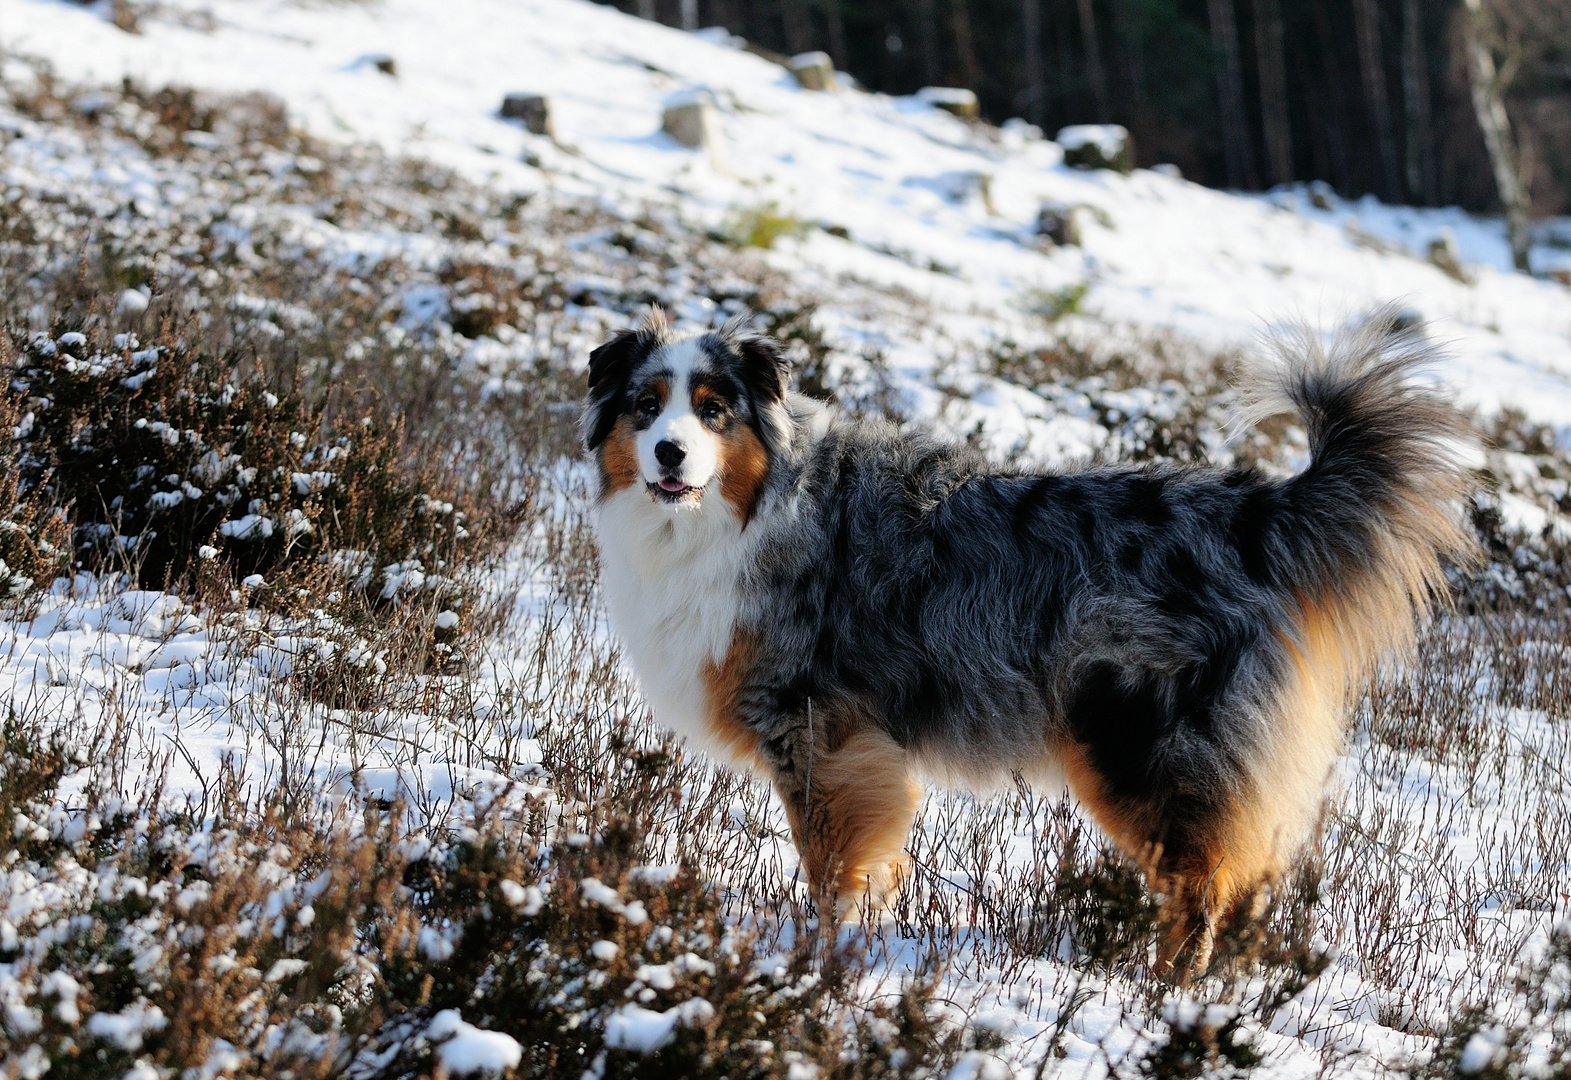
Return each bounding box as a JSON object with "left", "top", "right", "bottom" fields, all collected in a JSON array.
[{"left": 428, "top": 1010, "right": 523, "bottom": 1076}]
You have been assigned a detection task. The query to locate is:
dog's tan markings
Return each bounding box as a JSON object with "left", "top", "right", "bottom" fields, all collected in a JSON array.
[
  {"left": 1057, "top": 741, "right": 1153, "bottom": 857},
  {"left": 1059, "top": 739, "right": 1257, "bottom": 975},
  {"left": 1263, "top": 594, "right": 1353, "bottom": 813},
  {"left": 717, "top": 424, "right": 770, "bottom": 525},
  {"left": 701, "top": 629, "right": 764, "bottom": 768},
  {"left": 775, "top": 721, "right": 919, "bottom": 917},
  {"left": 690, "top": 383, "right": 723, "bottom": 413},
  {"left": 702, "top": 635, "right": 921, "bottom": 914},
  {"left": 1197, "top": 593, "right": 1358, "bottom": 960},
  {"left": 1154, "top": 852, "right": 1250, "bottom": 977},
  {"left": 598, "top": 414, "right": 640, "bottom": 498},
  {"left": 649, "top": 378, "right": 670, "bottom": 407}
]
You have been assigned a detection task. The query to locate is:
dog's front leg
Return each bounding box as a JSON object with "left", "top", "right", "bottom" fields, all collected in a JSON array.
[{"left": 767, "top": 714, "right": 920, "bottom": 920}]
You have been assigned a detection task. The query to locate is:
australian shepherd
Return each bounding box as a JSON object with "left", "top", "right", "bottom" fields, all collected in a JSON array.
[{"left": 583, "top": 307, "right": 1474, "bottom": 972}]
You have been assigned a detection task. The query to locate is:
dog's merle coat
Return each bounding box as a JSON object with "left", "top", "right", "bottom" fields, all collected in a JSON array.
[{"left": 585, "top": 309, "right": 1474, "bottom": 971}]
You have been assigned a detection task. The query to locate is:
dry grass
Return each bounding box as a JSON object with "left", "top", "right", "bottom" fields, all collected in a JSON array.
[
  {"left": 2, "top": 60, "right": 1571, "bottom": 1079},
  {"left": 0, "top": 728, "right": 968, "bottom": 1078}
]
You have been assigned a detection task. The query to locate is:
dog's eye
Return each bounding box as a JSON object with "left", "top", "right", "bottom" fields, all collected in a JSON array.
[
  {"left": 636, "top": 394, "right": 660, "bottom": 417},
  {"left": 700, "top": 400, "right": 727, "bottom": 423}
]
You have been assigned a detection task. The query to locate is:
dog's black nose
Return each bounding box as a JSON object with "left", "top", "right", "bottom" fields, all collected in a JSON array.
[{"left": 654, "top": 440, "right": 685, "bottom": 468}]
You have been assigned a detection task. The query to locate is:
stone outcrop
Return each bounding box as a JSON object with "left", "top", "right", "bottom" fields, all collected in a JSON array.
[
  {"left": 1057, "top": 124, "right": 1134, "bottom": 173},
  {"left": 501, "top": 94, "right": 554, "bottom": 138},
  {"left": 662, "top": 97, "right": 721, "bottom": 151},
  {"left": 789, "top": 52, "right": 837, "bottom": 91},
  {"left": 916, "top": 87, "right": 979, "bottom": 120}
]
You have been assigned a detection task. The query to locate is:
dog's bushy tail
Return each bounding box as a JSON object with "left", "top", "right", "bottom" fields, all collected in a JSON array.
[{"left": 1240, "top": 307, "right": 1479, "bottom": 670}]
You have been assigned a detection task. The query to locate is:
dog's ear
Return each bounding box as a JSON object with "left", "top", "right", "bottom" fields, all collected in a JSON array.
[
  {"left": 734, "top": 333, "right": 790, "bottom": 404},
  {"left": 588, "top": 308, "right": 668, "bottom": 394},
  {"left": 587, "top": 328, "right": 641, "bottom": 395},
  {"left": 584, "top": 322, "right": 658, "bottom": 452}
]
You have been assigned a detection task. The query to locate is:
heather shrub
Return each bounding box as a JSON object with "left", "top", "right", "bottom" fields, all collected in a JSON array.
[
  {"left": 0, "top": 392, "right": 69, "bottom": 601},
  {"left": 0, "top": 716, "right": 965, "bottom": 1080},
  {"left": 1421, "top": 925, "right": 1571, "bottom": 1079},
  {"left": 3, "top": 320, "right": 489, "bottom": 611}
]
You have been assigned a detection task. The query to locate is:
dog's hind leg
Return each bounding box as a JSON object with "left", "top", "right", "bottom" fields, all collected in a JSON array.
[
  {"left": 1147, "top": 840, "right": 1262, "bottom": 978},
  {"left": 772, "top": 720, "right": 921, "bottom": 919},
  {"left": 1060, "top": 739, "right": 1278, "bottom": 980},
  {"left": 1150, "top": 612, "right": 1351, "bottom": 975}
]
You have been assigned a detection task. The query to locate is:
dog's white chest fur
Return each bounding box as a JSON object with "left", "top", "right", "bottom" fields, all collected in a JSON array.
[{"left": 594, "top": 486, "right": 753, "bottom": 757}]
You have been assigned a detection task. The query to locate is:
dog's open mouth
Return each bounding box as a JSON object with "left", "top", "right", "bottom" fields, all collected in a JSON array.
[{"left": 649, "top": 477, "right": 700, "bottom": 503}]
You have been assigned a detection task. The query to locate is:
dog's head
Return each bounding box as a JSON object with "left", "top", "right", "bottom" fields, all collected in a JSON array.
[{"left": 584, "top": 310, "right": 791, "bottom": 522}]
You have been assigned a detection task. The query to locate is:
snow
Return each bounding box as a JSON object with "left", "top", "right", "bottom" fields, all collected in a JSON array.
[
  {"left": 603, "top": 1003, "right": 681, "bottom": 1053},
  {"left": 629, "top": 864, "right": 683, "bottom": 887},
  {"left": 2, "top": 0, "right": 1571, "bottom": 1074},
  {"left": 1459, "top": 1026, "right": 1507, "bottom": 1073},
  {"left": 601, "top": 999, "right": 716, "bottom": 1053},
  {"left": 263, "top": 959, "right": 308, "bottom": 983},
  {"left": 38, "top": 971, "right": 80, "bottom": 1024},
  {"left": 115, "top": 287, "right": 150, "bottom": 317},
  {"left": 0, "top": 572, "right": 526, "bottom": 804},
  {"left": 8, "top": 0, "right": 1571, "bottom": 439},
  {"left": 1055, "top": 124, "right": 1128, "bottom": 158},
  {"left": 427, "top": 1010, "right": 523, "bottom": 1076},
  {"left": 85, "top": 1003, "right": 168, "bottom": 1051},
  {"left": 220, "top": 516, "right": 273, "bottom": 541}
]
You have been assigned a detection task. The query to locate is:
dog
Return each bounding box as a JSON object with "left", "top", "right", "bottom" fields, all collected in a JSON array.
[{"left": 583, "top": 307, "right": 1475, "bottom": 972}]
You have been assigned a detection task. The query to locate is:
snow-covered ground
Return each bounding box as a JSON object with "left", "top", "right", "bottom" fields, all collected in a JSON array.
[
  {"left": 4, "top": 0, "right": 1571, "bottom": 1075},
  {"left": 11, "top": 0, "right": 1571, "bottom": 433},
  {"left": 0, "top": 574, "right": 534, "bottom": 809}
]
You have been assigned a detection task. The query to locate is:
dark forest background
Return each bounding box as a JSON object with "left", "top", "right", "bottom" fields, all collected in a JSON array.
[{"left": 605, "top": 0, "right": 1571, "bottom": 224}]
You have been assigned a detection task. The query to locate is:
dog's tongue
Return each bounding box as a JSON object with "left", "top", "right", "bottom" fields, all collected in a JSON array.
[{"left": 659, "top": 477, "right": 687, "bottom": 493}]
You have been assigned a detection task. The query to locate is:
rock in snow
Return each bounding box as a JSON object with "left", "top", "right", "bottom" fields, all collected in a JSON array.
[
  {"left": 788, "top": 51, "right": 836, "bottom": 91},
  {"left": 1056, "top": 124, "right": 1134, "bottom": 173},
  {"left": 661, "top": 95, "right": 721, "bottom": 151},
  {"left": 1429, "top": 228, "right": 1471, "bottom": 283},
  {"left": 916, "top": 85, "right": 978, "bottom": 119},
  {"left": 500, "top": 92, "right": 553, "bottom": 137},
  {"left": 1036, "top": 203, "right": 1081, "bottom": 247}
]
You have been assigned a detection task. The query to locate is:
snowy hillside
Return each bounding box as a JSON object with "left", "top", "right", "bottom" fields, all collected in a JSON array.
[
  {"left": 11, "top": 0, "right": 1571, "bottom": 432},
  {"left": 1, "top": 0, "right": 1571, "bottom": 1077}
]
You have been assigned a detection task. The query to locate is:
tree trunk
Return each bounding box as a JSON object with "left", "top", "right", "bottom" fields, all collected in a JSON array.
[
  {"left": 1207, "top": 0, "right": 1255, "bottom": 188},
  {"left": 1400, "top": 0, "right": 1435, "bottom": 203},
  {"left": 1253, "top": 0, "right": 1293, "bottom": 186},
  {"left": 1022, "top": 0, "right": 1045, "bottom": 126},
  {"left": 1076, "top": 0, "right": 1109, "bottom": 120},
  {"left": 680, "top": 0, "right": 698, "bottom": 31},
  {"left": 1309, "top": 0, "right": 1352, "bottom": 190},
  {"left": 1114, "top": 1, "right": 1147, "bottom": 123},
  {"left": 637, "top": 0, "right": 656, "bottom": 20},
  {"left": 920, "top": 0, "right": 941, "bottom": 86},
  {"left": 781, "top": 0, "right": 813, "bottom": 53},
  {"left": 824, "top": 1, "right": 847, "bottom": 69},
  {"left": 1350, "top": 0, "right": 1401, "bottom": 201},
  {"left": 1461, "top": 0, "right": 1530, "bottom": 271},
  {"left": 950, "top": 0, "right": 981, "bottom": 90},
  {"left": 1056, "top": 0, "right": 1077, "bottom": 124}
]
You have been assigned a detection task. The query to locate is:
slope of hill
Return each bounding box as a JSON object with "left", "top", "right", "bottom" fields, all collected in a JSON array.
[
  {"left": 11, "top": 0, "right": 1571, "bottom": 434},
  {"left": 2, "top": 1, "right": 1571, "bottom": 1077}
]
